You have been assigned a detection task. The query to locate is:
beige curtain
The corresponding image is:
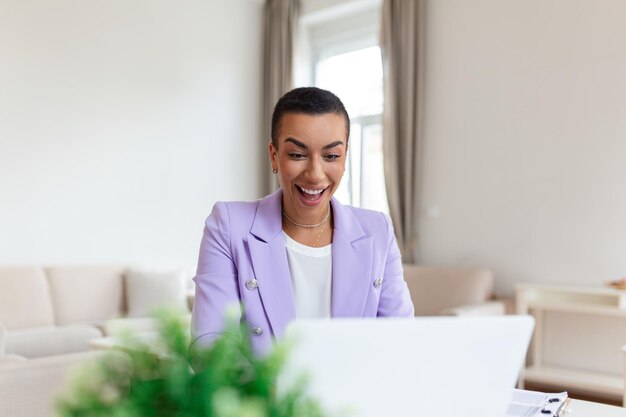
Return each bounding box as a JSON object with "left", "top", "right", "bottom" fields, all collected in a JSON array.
[
  {"left": 381, "top": 0, "right": 424, "bottom": 264},
  {"left": 262, "top": 0, "right": 299, "bottom": 195}
]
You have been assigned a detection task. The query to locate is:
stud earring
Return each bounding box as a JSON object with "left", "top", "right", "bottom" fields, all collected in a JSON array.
[{"left": 272, "top": 169, "right": 278, "bottom": 174}]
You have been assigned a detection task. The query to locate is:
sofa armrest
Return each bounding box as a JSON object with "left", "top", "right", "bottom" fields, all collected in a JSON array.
[
  {"left": 0, "top": 351, "right": 110, "bottom": 417},
  {"left": 6, "top": 325, "right": 103, "bottom": 358},
  {"left": 439, "top": 300, "right": 506, "bottom": 316}
]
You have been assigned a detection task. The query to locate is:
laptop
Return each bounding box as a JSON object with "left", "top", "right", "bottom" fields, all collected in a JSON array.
[{"left": 280, "top": 316, "right": 534, "bottom": 417}]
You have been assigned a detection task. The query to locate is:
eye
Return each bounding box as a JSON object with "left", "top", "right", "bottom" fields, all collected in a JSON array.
[
  {"left": 323, "top": 153, "right": 341, "bottom": 161},
  {"left": 288, "top": 153, "right": 306, "bottom": 160}
]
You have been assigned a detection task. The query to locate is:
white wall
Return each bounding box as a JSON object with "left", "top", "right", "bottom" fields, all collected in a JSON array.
[
  {"left": 0, "top": 0, "right": 264, "bottom": 269},
  {"left": 419, "top": 0, "right": 626, "bottom": 294}
]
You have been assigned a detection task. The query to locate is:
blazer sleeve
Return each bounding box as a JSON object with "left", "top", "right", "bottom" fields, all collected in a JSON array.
[
  {"left": 190, "top": 202, "right": 241, "bottom": 349},
  {"left": 377, "top": 213, "right": 415, "bottom": 317}
]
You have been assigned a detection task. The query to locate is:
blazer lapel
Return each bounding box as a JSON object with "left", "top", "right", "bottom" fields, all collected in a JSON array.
[
  {"left": 330, "top": 198, "right": 373, "bottom": 317},
  {"left": 247, "top": 190, "right": 296, "bottom": 339},
  {"left": 246, "top": 191, "right": 374, "bottom": 332}
]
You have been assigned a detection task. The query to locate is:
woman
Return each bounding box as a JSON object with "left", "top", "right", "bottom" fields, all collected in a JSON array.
[{"left": 191, "top": 87, "right": 414, "bottom": 354}]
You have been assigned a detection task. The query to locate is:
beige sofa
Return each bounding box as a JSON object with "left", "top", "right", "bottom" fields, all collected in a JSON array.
[
  {"left": 0, "top": 264, "right": 501, "bottom": 417},
  {"left": 403, "top": 265, "right": 506, "bottom": 316},
  {"left": 1, "top": 264, "right": 499, "bottom": 359},
  {"left": 0, "top": 266, "right": 191, "bottom": 359},
  {"left": 0, "top": 351, "right": 106, "bottom": 417}
]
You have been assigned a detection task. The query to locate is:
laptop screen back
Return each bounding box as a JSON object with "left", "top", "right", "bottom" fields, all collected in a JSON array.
[{"left": 280, "top": 316, "right": 534, "bottom": 417}]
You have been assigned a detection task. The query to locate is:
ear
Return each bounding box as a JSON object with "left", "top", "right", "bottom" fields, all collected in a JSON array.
[{"left": 268, "top": 141, "right": 278, "bottom": 171}]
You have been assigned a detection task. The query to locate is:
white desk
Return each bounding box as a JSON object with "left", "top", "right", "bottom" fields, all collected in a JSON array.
[{"left": 569, "top": 399, "right": 626, "bottom": 416}]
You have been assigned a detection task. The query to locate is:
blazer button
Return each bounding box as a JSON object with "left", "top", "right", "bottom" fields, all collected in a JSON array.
[
  {"left": 245, "top": 279, "right": 259, "bottom": 291},
  {"left": 374, "top": 277, "right": 383, "bottom": 288},
  {"left": 251, "top": 327, "right": 263, "bottom": 336}
]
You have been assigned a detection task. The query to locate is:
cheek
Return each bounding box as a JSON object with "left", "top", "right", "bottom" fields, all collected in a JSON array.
[
  {"left": 334, "top": 159, "right": 347, "bottom": 174},
  {"left": 328, "top": 164, "right": 345, "bottom": 184},
  {"left": 278, "top": 161, "right": 298, "bottom": 182}
]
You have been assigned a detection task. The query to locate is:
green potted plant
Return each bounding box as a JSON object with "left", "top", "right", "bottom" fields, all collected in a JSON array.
[{"left": 56, "top": 311, "right": 326, "bottom": 417}]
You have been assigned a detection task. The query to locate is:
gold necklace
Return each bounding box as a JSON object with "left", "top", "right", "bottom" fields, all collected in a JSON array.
[
  {"left": 288, "top": 221, "right": 326, "bottom": 248},
  {"left": 312, "top": 221, "right": 327, "bottom": 248},
  {"left": 283, "top": 211, "right": 330, "bottom": 248},
  {"left": 282, "top": 206, "right": 330, "bottom": 228}
]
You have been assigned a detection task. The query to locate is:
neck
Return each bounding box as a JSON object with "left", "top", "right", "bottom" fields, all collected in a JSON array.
[{"left": 282, "top": 204, "right": 331, "bottom": 228}]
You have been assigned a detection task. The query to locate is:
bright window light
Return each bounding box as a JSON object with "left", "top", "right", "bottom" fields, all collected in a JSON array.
[
  {"left": 316, "top": 46, "right": 383, "bottom": 119},
  {"left": 315, "top": 46, "right": 389, "bottom": 215}
]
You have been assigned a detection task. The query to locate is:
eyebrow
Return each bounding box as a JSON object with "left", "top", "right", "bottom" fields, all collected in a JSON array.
[{"left": 285, "top": 137, "right": 344, "bottom": 150}]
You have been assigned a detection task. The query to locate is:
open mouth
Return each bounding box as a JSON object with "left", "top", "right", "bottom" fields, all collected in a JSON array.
[{"left": 296, "top": 185, "right": 327, "bottom": 203}]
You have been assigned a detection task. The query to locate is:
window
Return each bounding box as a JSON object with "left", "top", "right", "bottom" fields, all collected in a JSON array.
[
  {"left": 315, "top": 46, "right": 389, "bottom": 215},
  {"left": 297, "top": 1, "right": 389, "bottom": 214}
]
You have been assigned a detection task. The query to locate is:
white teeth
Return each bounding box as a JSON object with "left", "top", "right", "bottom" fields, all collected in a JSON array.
[{"left": 300, "top": 187, "right": 324, "bottom": 195}]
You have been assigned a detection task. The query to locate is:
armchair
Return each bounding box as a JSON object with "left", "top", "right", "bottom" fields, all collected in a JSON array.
[{"left": 402, "top": 265, "right": 506, "bottom": 316}]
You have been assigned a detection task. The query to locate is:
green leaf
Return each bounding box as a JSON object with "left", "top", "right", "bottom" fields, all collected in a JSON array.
[{"left": 56, "top": 310, "right": 330, "bottom": 417}]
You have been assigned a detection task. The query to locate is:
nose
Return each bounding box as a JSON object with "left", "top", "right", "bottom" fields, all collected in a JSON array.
[{"left": 304, "top": 155, "right": 324, "bottom": 183}]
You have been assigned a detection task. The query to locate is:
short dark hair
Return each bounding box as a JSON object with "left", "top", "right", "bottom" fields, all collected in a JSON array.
[{"left": 270, "top": 87, "right": 350, "bottom": 147}]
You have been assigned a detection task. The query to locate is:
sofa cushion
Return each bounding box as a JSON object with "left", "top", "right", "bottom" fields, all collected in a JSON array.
[
  {"left": 0, "top": 267, "right": 55, "bottom": 330},
  {"left": 104, "top": 317, "right": 160, "bottom": 336},
  {"left": 104, "top": 314, "right": 192, "bottom": 337},
  {"left": 46, "top": 266, "right": 125, "bottom": 325},
  {"left": 0, "top": 354, "right": 27, "bottom": 363},
  {"left": 125, "top": 268, "right": 188, "bottom": 317},
  {"left": 5, "top": 325, "right": 103, "bottom": 359}
]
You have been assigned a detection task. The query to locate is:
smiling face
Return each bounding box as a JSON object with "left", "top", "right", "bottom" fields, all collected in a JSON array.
[{"left": 269, "top": 112, "right": 348, "bottom": 224}]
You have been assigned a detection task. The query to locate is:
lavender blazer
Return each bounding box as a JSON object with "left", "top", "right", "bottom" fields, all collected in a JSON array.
[{"left": 191, "top": 189, "right": 414, "bottom": 354}]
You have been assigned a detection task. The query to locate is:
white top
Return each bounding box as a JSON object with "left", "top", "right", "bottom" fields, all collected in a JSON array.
[{"left": 283, "top": 231, "right": 332, "bottom": 319}]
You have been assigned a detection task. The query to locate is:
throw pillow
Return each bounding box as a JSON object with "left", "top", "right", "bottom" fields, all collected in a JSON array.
[{"left": 125, "top": 268, "right": 188, "bottom": 317}]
